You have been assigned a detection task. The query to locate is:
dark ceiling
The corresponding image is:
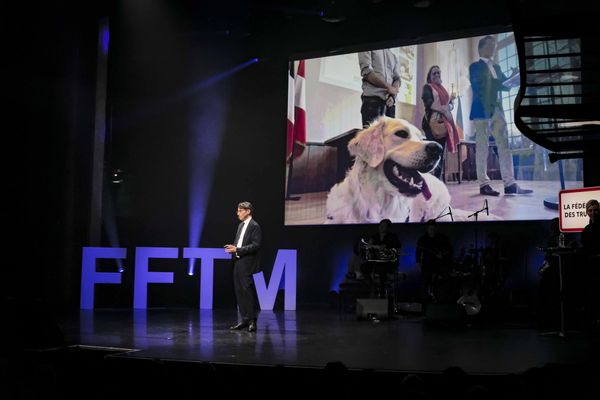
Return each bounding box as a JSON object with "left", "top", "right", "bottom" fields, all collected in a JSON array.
[{"left": 166, "top": 0, "right": 516, "bottom": 58}]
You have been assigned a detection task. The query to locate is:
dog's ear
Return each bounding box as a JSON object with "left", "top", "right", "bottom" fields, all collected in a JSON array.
[{"left": 348, "top": 121, "right": 385, "bottom": 168}]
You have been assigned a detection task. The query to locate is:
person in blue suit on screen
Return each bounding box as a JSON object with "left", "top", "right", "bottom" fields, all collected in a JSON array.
[{"left": 469, "top": 35, "right": 532, "bottom": 197}]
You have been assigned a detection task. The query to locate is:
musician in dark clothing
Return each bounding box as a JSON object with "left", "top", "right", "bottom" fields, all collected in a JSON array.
[
  {"left": 360, "top": 219, "right": 401, "bottom": 298},
  {"left": 481, "top": 231, "right": 508, "bottom": 301},
  {"left": 538, "top": 217, "right": 581, "bottom": 329},
  {"left": 582, "top": 199, "right": 600, "bottom": 260},
  {"left": 582, "top": 199, "right": 600, "bottom": 327},
  {"left": 416, "top": 219, "right": 452, "bottom": 303}
]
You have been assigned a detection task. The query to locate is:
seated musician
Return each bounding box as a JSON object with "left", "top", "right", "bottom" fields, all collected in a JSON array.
[
  {"left": 416, "top": 219, "right": 453, "bottom": 303},
  {"left": 360, "top": 219, "right": 401, "bottom": 298}
]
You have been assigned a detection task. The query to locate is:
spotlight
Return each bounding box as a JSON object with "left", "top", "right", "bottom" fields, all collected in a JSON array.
[{"left": 112, "top": 168, "right": 124, "bottom": 184}]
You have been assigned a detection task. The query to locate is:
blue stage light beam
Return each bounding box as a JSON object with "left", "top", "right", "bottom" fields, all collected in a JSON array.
[
  {"left": 187, "top": 102, "right": 226, "bottom": 275},
  {"left": 187, "top": 59, "right": 259, "bottom": 275},
  {"left": 187, "top": 58, "right": 259, "bottom": 93},
  {"left": 102, "top": 183, "right": 124, "bottom": 273},
  {"left": 330, "top": 248, "right": 350, "bottom": 293},
  {"left": 116, "top": 58, "right": 259, "bottom": 132},
  {"left": 100, "top": 21, "right": 109, "bottom": 55}
]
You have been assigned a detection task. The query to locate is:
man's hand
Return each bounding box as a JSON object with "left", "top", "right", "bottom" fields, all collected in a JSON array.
[
  {"left": 388, "top": 85, "right": 399, "bottom": 97},
  {"left": 386, "top": 95, "right": 395, "bottom": 107},
  {"left": 224, "top": 244, "right": 237, "bottom": 254}
]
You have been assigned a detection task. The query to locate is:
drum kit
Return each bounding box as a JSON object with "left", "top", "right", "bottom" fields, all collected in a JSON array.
[
  {"left": 356, "top": 237, "right": 503, "bottom": 316},
  {"left": 358, "top": 238, "right": 407, "bottom": 313},
  {"left": 359, "top": 238, "right": 399, "bottom": 263},
  {"left": 418, "top": 245, "right": 502, "bottom": 313}
]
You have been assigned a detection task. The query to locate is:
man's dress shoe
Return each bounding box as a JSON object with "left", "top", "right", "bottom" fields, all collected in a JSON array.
[
  {"left": 230, "top": 321, "right": 249, "bottom": 330},
  {"left": 504, "top": 183, "right": 533, "bottom": 194},
  {"left": 248, "top": 320, "right": 257, "bottom": 332},
  {"left": 480, "top": 184, "right": 500, "bottom": 196}
]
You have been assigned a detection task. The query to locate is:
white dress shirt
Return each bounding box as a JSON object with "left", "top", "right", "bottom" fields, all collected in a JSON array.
[
  {"left": 236, "top": 217, "right": 252, "bottom": 248},
  {"left": 480, "top": 57, "right": 498, "bottom": 79}
]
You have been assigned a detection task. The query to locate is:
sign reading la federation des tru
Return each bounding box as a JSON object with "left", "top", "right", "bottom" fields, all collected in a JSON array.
[{"left": 559, "top": 186, "right": 600, "bottom": 232}]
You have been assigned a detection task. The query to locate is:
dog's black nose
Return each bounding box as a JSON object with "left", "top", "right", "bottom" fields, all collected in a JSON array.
[{"left": 426, "top": 142, "right": 443, "bottom": 157}]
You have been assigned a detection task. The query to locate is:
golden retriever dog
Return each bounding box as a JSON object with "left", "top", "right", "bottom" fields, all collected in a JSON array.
[{"left": 325, "top": 116, "right": 450, "bottom": 224}]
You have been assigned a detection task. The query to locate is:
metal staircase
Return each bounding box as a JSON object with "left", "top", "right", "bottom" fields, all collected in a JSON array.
[{"left": 510, "top": 0, "right": 600, "bottom": 161}]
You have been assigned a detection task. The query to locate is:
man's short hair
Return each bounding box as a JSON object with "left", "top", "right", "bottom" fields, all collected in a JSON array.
[
  {"left": 478, "top": 35, "right": 495, "bottom": 51},
  {"left": 586, "top": 199, "right": 599, "bottom": 211},
  {"left": 379, "top": 218, "right": 392, "bottom": 227},
  {"left": 426, "top": 219, "right": 437, "bottom": 226},
  {"left": 238, "top": 201, "right": 253, "bottom": 213}
]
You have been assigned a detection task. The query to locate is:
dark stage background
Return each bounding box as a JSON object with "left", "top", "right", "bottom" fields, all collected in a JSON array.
[{"left": 15, "top": 0, "right": 600, "bottom": 311}]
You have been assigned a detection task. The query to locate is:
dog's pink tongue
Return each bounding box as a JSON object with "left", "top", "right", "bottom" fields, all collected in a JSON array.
[{"left": 421, "top": 180, "right": 432, "bottom": 200}]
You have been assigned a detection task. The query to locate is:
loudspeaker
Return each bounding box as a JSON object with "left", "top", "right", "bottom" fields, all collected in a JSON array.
[
  {"left": 425, "top": 303, "right": 463, "bottom": 324},
  {"left": 356, "top": 298, "right": 389, "bottom": 320}
]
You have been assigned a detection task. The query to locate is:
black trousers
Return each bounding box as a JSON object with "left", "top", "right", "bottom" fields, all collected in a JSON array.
[
  {"left": 233, "top": 262, "right": 258, "bottom": 321},
  {"left": 426, "top": 135, "right": 447, "bottom": 179},
  {"left": 361, "top": 96, "right": 395, "bottom": 128}
]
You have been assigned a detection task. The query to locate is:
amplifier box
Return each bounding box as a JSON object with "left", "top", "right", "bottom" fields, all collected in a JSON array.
[{"left": 356, "top": 298, "right": 389, "bottom": 320}]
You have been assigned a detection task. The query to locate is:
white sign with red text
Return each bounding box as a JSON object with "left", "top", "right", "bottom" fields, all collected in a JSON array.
[{"left": 559, "top": 186, "right": 600, "bottom": 232}]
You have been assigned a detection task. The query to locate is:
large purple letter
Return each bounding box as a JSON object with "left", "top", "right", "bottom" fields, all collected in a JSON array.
[
  {"left": 183, "top": 247, "right": 230, "bottom": 309},
  {"left": 80, "top": 247, "right": 126, "bottom": 309},
  {"left": 254, "top": 249, "right": 297, "bottom": 310},
  {"left": 134, "top": 247, "right": 178, "bottom": 309}
]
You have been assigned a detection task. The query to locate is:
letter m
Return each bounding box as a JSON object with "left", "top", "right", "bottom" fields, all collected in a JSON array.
[{"left": 254, "top": 249, "right": 296, "bottom": 311}]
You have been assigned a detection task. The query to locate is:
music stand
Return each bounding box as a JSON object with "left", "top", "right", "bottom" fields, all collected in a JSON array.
[{"left": 539, "top": 246, "right": 577, "bottom": 338}]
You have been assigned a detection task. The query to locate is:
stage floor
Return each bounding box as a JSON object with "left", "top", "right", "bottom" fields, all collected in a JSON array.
[{"left": 58, "top": 308, "right": 600, "bottom": 375}]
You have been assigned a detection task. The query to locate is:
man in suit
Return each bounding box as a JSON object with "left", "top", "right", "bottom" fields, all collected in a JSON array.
[
  {"left": 469, "top": 35, "right": 532, "bottom": 196},
  {"left": 224, "top": 201, "right": 262, "bottom": 332}
]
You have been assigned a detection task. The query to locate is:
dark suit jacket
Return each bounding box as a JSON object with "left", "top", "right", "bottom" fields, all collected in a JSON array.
[
  {"left": 233, "top": 218, "right": 262, "bottom": 274},
  {"left": 469, "top": 59, "right": 510, "bottom": 120}
]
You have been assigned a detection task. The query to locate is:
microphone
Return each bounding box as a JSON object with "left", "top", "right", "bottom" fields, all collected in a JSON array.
[
  {"left": 484, "top": 199, "right": 489, "bottom": 216},
  {"left": 448, "top": 206, "right": 454, "bottom": 222}
]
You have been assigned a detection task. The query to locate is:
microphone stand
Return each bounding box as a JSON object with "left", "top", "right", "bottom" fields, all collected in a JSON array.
[
  {"left": 434, "top": 206, "right": 454, "bottom": 222},
  {"left": 467, "top": 201, "right": 488, "bottom": 269},
  {"left": 539, "top": 245, "right": 578, "bottom": 339}
]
